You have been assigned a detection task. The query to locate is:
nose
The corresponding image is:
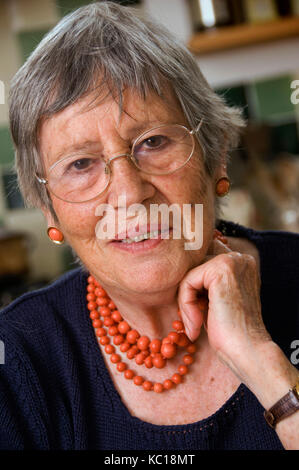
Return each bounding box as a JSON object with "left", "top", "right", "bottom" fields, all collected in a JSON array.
[{"left": 105, "top": 153, "right": 155, "bottom": 208}]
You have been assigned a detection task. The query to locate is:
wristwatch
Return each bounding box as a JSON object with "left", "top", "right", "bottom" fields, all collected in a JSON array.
[{"left": 264, "top": 379, "right": 299, "bottom": 428}]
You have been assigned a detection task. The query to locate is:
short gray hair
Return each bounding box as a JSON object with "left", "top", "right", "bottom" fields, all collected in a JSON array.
[{"left": 9, "top": 1, "right": 244, "bottom": 214}]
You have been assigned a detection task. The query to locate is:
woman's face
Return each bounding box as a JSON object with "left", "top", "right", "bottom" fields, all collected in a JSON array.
[{"left": 39, "top": 87, "right": 218, "bottom": 296}]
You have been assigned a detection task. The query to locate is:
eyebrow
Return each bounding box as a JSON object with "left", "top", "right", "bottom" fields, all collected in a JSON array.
[{"left": 52, "top": 141, "right": 102, "bottom": 163}]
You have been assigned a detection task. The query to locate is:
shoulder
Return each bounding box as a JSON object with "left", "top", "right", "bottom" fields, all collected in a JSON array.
[
  {"left": 217, "top": 219, "right": 299, "bottom": 285},
  {"left": 0, "top": 267, "right": 87, "bottom": 344}
]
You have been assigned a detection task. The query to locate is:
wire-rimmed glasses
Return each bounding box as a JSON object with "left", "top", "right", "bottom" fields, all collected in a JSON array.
[{"left": 36, "top": 119, "right": 203, "bottom": 203}]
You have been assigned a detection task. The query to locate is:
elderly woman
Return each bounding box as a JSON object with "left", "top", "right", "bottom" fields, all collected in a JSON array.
[{"left": 0, "top": 2, "right": 298, "bottom": 451}]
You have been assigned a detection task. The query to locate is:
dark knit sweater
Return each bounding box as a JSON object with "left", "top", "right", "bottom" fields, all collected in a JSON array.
[{"left": 0, "top": 220, "right": 298, "bottom": 450}]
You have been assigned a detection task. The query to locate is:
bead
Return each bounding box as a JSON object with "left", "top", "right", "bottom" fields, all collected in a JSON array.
[
  {"left": 86, "top": 293, "right": 96, "bottom": 301},
  {"left": 126, "top": 330, "right": 140, "bottom": 344},
  {"left": 135, "top": 353, "right": 145, "bottom": 365},
  {"left": 92, "top": 319, "right": 103, "bottom": 328},
  {"left": 108, "top": 326, "right": 119, "bottom": 336},
  {"left": 89, "top": 310, "right": 99, "bottom": 320},
  {"left": 87, "top": 284, "right": 95, "bottom": 293},
  {"left": 127, "top": 346, "right": 139, "bottom": 359},
  {"left": 186, "top": 344, "right": 196, "bottom": 354},
  {"left": 152, "top": 353, "right": 166, "bottom": 369},
  {"left": 100, "top": 306, "right": 111, "bottom": 317},
  {"left": 144, "top": 356, "right": 153, "bottom": 369},
  {"left": 149, "top": 339, "right": 161, "bottom": 354},
  {"left": 94, "top": 287, "right": 106, "bottom": 297},
  {"left": 178, "top": 364, "right": 188, "bottom": 375},
  {"left": 162, "top": 337, "right": 171, "bottom": 345},
  {"left": 124, "top": 369, "right": 135, "bottom": 380},
  {"left": 167, "top": 331, "right": 180, "bottom": 344},
  {"left": 110, "top": 353, "right": 121, "bottom": 364},
  {"left": 108, "top": 301, "right": 116, "bottom": 310},
  {"left": 183, "top": 354, "right": 194, "bottom": 365},
  {"left": 104, "top": 317, "right": 115, "bottom": 327},
  {"left": 137, "top": 336, "right": 150, "bottom": 351},
  {"left": 105, "top": 344, "right": 115, "bottom": 354},
  {"left": 120, "top": 342, "right": 130, "bottom": 353},
  {"left": 118, "top": 321, "right": 130, "bottom": 334},
  {"left": 172, "top": 320, "right": 184, "bottom": 331},
  {"left": 96, "top": 328, "right": 107, "bottom": 337},
  {"left": 172, "top": 373, "right": 182, "bottom": 385},
  {"left": 133, "top": 376, "right": 144, "bottom": 386},
  {"left": 113, "top": 334, "right": 124, "bottom": 345},
  {"left": 161, "top": 343, "right": 177, "bottom": 359},
  {"left": 99, "top": 336, "right": 110, "bottom": 345},
  {"left": 117, "top": 362, "right": 127, "bottom": 372},
  {"left": 87, "top": 276, "right": 95, "bottom": 284},
  {"left": 96, "top": 297, "right": 109, "bottom": 307},
  {"left": 87, "top": 301, "right": 97, "bottom": 311},
  {"left": 163, "top": 379, "right": 173, "bottom": 390},
  {"left": 154, "top": 383, "right": 164, "bottom": 393},
  {"left": 111, "top": 311, "right": 123, "bottom": 323},
  {"left": 142, "top": 381, "right": 153, "bottom": 391}
]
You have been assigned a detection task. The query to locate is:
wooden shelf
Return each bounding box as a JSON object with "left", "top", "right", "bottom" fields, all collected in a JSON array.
[{"left": 188, "top": 16, "right": 299, "bottom": 55}]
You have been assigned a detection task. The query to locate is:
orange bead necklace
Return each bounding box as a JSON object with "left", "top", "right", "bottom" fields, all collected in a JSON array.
[{"left": 87, "top": 228, "right": 227, "bottom": 393}]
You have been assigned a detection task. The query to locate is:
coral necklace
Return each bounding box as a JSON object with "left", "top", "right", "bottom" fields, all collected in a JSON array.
[{"left": 86, "top": 228, "right": 227, "bottom": 393}]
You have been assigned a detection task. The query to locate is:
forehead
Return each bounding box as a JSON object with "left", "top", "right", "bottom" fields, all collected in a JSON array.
[{"left": 39, "top": 87, "right": 186, "bottom": 166}]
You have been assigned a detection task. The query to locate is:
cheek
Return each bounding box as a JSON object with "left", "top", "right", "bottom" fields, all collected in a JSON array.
[{"left": 53, "top": 200, "right": 98, "bottom": 241}]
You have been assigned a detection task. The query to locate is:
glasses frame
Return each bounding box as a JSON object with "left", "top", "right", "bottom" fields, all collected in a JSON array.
[{"left": 36, "top": 119, "right": 204, "bottom": 204}]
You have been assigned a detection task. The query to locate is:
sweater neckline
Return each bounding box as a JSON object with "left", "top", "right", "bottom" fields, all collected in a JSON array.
[{"left": 81, "top": 219, "right": 254, "bottom": 432}]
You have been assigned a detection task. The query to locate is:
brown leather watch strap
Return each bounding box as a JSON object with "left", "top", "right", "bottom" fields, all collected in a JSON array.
[{"left": 264, "top": 380, "right": 299, "bottom": 428}]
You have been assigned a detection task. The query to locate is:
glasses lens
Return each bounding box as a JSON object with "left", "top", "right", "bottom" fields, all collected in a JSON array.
[
  {"left": 48, "top": 154, "right": 108, "bottom": 203},
  {"left": 132, "top": 125, "right": 194, "bottom": 175}
]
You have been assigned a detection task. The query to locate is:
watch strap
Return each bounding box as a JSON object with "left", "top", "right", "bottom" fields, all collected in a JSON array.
[{"left": 264, "top": 380, "right": 299, "bottom": 428}]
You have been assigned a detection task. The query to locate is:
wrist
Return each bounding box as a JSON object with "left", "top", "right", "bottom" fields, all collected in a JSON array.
[{"left": 233, "top": 340, "right": 299, "bottom": 410}]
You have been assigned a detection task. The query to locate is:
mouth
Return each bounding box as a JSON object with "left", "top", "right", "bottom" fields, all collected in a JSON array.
[{"left": 109, "top": 225, "right": 172, "bottom": 252}]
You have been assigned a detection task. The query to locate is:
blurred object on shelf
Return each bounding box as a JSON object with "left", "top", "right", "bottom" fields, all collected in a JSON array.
[
  {"left": 188, "top": 0, "right": 235, "bottom": 31},
  {"left": 0, "top": 228, "right": 29, "bottom": 278},
  {"left": 243, "top": 0, "right": 278, "bottom": 23},
  {"left": 292, "top": 0, "right": 299, "bottom": 15},
  {"left": 241, "top": 123, "right": 299, "bottom": 231}
]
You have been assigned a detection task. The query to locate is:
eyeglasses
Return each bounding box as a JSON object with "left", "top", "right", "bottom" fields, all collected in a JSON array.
[{"left": 36, "top": 120, "right": 203, "bottom": 203}]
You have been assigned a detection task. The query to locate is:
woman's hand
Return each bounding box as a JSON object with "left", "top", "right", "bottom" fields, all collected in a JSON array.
[{"left": 178, "top": 238, "right": 271, "bottom": 378}]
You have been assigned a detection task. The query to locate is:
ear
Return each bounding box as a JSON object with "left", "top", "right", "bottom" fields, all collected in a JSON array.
[{"left": 214, "top": 134, "right": 229, "bottom": 181}]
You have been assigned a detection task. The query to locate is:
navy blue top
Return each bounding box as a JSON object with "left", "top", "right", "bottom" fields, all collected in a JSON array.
[{"left": 0, "top": 220, "right": 298, "bottom": 450}]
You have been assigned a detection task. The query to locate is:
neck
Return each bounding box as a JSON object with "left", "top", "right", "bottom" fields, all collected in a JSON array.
[{"left": 100, "top": 283, "right": 181, "bottom": 338}]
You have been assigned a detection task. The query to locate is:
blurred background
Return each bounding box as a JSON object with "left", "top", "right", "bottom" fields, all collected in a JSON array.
[{"left": 0, "top": 0, "right": 299, "bottom": 306}]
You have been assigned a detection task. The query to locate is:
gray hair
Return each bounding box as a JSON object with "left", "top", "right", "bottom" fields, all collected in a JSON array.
[{"left": 9, "top": 1, "right": 245, "bottom": 216}]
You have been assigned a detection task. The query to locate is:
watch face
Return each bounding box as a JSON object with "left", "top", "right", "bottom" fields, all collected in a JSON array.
[{"left": 263, "top": 410, "right": 275, "bottom": 428}]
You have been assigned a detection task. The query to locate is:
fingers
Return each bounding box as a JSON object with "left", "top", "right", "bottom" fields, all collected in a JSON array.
[{"left": 179, "top": 239, "right": 236, "bottom": 342}]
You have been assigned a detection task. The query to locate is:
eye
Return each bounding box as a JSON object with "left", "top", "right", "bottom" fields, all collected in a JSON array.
[
  {"left": 72, "top": 158, "right": 93, "bottom": 170},
  {"left": 142, "top": 135, "right": 167, "bottom": 149}
]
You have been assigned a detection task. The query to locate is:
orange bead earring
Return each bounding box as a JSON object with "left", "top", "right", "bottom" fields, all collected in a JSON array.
[
  {"left": 47, "top": 227, "right": 64, "bottom": 245},
  {"left": 215, "top": 177, "right": 230, "bottom": 197}
]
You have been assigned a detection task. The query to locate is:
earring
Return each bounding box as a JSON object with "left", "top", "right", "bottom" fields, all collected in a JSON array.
[
  {"left": 215, "top": 177, "right": 230, "bottom": 197},
  {"left": 47, "top": 227, "right": 64, "bottom": 245}
]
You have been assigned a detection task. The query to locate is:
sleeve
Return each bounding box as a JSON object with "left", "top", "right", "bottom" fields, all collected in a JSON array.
[{"left": 0, "top": 331, "right": 51, "bottom": 450}]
